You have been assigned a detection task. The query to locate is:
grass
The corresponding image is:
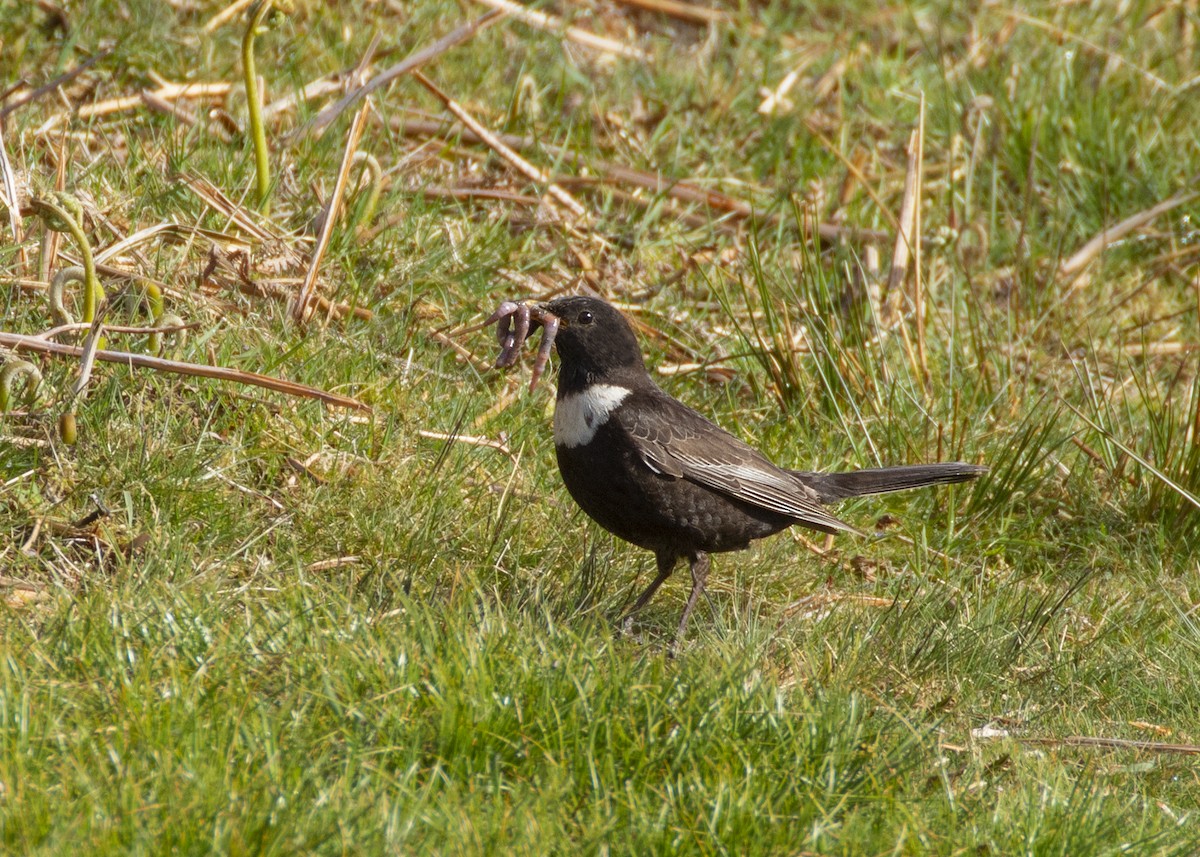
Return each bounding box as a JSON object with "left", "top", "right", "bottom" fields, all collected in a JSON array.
[{"left": 2, "top": 0, "right": 1199, "bottom": 852}]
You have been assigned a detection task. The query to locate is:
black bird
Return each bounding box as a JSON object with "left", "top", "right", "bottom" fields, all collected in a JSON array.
[{"left": 537, "top": 295, "right": 985, "bottom": 641}]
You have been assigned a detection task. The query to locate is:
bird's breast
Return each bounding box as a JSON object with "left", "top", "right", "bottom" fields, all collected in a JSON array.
[{"left": 553, "top": 384, "right": 631, "bottom": 448}]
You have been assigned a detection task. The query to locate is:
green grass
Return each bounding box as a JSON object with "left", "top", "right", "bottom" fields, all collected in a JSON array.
[{"left": 2, "top": 0, "right": 1199, "bottom": 852}]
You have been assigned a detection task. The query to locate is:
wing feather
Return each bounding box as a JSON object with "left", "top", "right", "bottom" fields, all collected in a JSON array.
[{"left": 619, "top": 389, "right": 859, "bottom": 535}]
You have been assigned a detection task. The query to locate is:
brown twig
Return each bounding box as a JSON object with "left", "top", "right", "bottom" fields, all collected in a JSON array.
[
  {"left": 1069, "top": 436, "right": 1138, "bottom": 486},
  {"left": 289, "top": 10, "right": 506, "bottom": 142},
  {"left": 0, "top": 331, "right": 370, "bottom": 411},
  {"left": 37, "top": 320, "right": 200, "bottom": 341}
]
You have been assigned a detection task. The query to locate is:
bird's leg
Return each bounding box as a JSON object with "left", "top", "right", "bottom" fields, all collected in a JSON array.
[
  {"left": 674, "top": 552, "right": 711, "bottom": 644},
  {"left": 618, "top": 552, "right": 677, "bottom": 632}
]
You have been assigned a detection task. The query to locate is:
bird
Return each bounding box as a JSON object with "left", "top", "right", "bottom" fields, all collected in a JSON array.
[{"left": 534, "top": 295, "right": 985, "bottom": 642}]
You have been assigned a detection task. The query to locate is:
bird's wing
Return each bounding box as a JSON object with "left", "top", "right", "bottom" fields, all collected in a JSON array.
[{"left": 620, "top": 390, "right": 859, "bottom": 535}]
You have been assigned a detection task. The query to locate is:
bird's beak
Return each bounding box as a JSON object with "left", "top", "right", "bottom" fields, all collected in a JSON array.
[{"left": 533, "top": 304, "right": 563, "bottom": 329}]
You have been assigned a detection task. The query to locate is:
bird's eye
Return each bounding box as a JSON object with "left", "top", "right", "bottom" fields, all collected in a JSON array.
[{"left": 578, "top": 310, "right": 594, "bottom": 324}]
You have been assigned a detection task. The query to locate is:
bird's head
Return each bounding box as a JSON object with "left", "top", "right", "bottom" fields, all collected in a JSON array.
[{"left": 540, "top": 296, "right": 645, "bottom": 389}]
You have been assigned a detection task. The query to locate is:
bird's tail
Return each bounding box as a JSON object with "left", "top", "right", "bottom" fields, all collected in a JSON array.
[{"left": 790, "top": 463, "right": 987, "bottom": 504}]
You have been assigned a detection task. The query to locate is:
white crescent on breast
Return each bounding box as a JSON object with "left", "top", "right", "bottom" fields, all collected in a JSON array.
[{"left": 553, "top": 384, "right": 631, "bottom": 448}]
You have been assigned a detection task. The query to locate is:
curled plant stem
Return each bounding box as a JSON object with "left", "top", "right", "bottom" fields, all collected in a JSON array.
[
  {"left": 59, "top": 412, "right": 77, "bottom": 444},
  {"left": 146, "top": 282, "right": 166, "bottom": 354},
  {"left": 0, "top": 359, "right": 43, "bottom": 412},
  {"left": 32, "top": 194, "right": 106, "bottom": 344},
  {"left": 153, "top": 313, "right": 187, "bottom": 356},
  {"left": 58, "top": 317, "right": 104, "bottom": 446},
  {"left": 243, "top": 0, "right": 277, "bottom": 213},
  {"left": 139, "top": 281, "right": 187, "bottom": 354},
  {"left": 116, "top": 280, "right": 188, "bottom": 355},
  {"left": 48, "top": 266, "right": 88, "bottom": 325}
]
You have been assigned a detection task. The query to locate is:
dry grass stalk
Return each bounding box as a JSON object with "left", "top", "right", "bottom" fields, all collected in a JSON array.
[
  {"left": 881, "top": 103, "right": 931, "bottom": 392},
  {"left": 0, "top": 120, "right": 26, "bottom": 270},
  {"left": 395, "top": 116, "right": 892, "bottom": 245},
  {"left": 912, "top": 95, "right": 929, "bottom": 389},
  {"left": 0, "top": 48, "right": 113, "bottom": 121},
  {"left": 139, "top": 90, "right": 198, "bottom": 126},
  {"left": 59, "top": 81, "right": 233, "bottom": 128},
  {"left": 471, "top": 0, "right": 648, "bottom": 60},
  {"left": 66, "top": 313, "right": 105, "bottom": 402},
  {"left": 426, "top": 327, "right": 496, "bottom": 375},
  {"left": 1059, "top": 189, "right": 1200, "bottom": 282},
  {"left": 784, "top": 592, "right": 896, "bottom": 616},
  {"left": 1124, "top": 341, "right": 1200, "bottom": 357},
  {"left": 175, "top": 172, "right": 282, "bottom": 243},
  {"left": 292, "top": 10, "right": 507, "bottom": 141},
  {"left": 0, "top": 331, "right": 370, "bottom": 411},
  {"left": 553, "top": 177, "right": 724, "bottom": 232},
  {"left": 804, "top": 118, "right": 900, "bottom": 233},
  {"left": 611, "top": 0, "right": 726, "bottom": 26},
  {"left": 411, "top": 72, "right": 590, "bottom": 223},
  {"left": 887, "top": 126, "right": 921, "bottom": 297},
  {"left": 417, "top": 429, "right": 514, "bottom": 460},
  {"left": 264, "top": 76, "right": 347, "bottom": 120},
  {"left": 95, "top": 221, "right": 251, "bottom": 265},
  {"left": 293, "top": 40, "right": 379, "bottom": 325},
  {"left": 1005, "top": 9, "right": 1171, "bottom": 93},
  {"left": 1002, "top": 734, "right": 1200, "bottom": 755},
  {"left": 38, "top": 320, "right": 199, "bottom": 341},
  {"left": 293, "top": 103, "right": 370, "bottom": 324},
  {"left": 1065, "top": 400, "right": 1200, "bottom": 515},
  {"left": 409, "top": 186, "right": 543, "bottom": 207},
  {"left": 203, "top": 0, "right": 257, "bottom": 32}
]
